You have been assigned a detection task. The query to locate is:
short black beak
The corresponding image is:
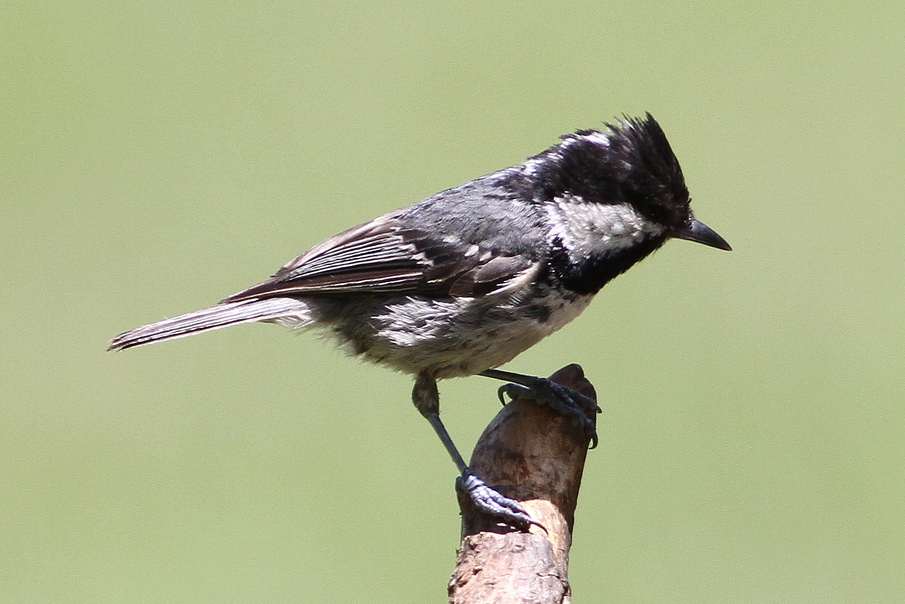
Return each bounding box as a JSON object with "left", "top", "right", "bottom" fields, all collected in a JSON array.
[{"left": 673, "top": 219, "right": 732, "bottom": 251}]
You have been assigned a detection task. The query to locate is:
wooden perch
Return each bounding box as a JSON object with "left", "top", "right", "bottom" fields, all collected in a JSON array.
[{"left": 448, "top": 364, "right": 598, "bottom": 604}]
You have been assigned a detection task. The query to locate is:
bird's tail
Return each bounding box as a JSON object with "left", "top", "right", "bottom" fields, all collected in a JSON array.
[{"left": 108, "top": 297, "right": 310, "bottom": 351}]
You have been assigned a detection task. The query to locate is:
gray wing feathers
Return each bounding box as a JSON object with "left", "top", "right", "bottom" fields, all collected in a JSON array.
[
  {"left": 287, "top": 232, "right": 415, "bottom": 279},
  {"left": 223, "top": 210, "right": 538, "bottom": 301},
  {"left": 223, "top": 213, "right": 427, "bottom": 300}
]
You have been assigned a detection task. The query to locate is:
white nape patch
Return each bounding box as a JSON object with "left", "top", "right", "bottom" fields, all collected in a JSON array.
[
  {"left": 523, "top": 156, "right": 545, "bottom": 177},
  {"left": 558, "top": 130, "right": 612, "bottom": 153},
  {"left": 580, "top": 131, "right": 612, "bottom": 147},
  {"left": 546, "top": 196, "right": 666, "bottom": 260}
]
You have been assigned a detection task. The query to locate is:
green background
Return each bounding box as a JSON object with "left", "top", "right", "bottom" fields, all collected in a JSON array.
[{"left": 3, "top": 2, "right": 903, "bottom": 602}]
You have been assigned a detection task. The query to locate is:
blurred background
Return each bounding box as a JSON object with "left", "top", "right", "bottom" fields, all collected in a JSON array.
[{"left": 2, "top": 2, "right": 903, "bottom": 602}]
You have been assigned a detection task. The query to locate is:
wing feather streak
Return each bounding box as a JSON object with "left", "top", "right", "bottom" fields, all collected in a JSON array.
[{"left": 224, "top": 211, "right": 539, "bottom": 302}]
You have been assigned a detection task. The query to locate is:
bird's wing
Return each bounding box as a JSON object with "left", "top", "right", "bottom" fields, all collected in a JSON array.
[{"left": 223, "top": 209, "right": 537, "bottom": 302}]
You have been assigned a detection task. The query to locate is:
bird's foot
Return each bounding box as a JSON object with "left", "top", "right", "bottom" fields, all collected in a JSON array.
[
  {"left": 455, "top": 469, "right": 543, "bottom": 532},
  {"left": 497, "top": 378, "right": 600, "bottom": 448}
]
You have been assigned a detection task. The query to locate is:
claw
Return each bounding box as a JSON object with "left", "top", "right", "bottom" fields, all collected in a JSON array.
[
  {"left": 497, "top": 378, "right": 598, "bottom": 448},
  {"left": 496, "top": 385, "right": 509, "bottom": 406},
  {"left": 497, "top": 383, "right": 529, "bottom": 406},
  {"left": 456, "top": 470, "right": 545, "bottom": 532}
]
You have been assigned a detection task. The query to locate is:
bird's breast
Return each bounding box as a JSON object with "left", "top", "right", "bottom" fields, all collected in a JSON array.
[{"left": 345, "top": 287, "right": 595, "bottom": 379}]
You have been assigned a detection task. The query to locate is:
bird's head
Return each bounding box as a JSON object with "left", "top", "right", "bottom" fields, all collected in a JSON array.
[{"left": 528, "top": 113, "right": 731, "bottom": 254}]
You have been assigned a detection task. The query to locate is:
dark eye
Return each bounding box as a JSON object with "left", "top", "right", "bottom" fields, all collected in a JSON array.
[{"left": 645, "top": 202, "right": 670, "bottom": 224}]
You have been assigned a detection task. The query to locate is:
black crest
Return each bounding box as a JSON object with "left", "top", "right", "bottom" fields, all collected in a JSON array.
[{"left": 531, "top": 114, "right": 692, "bottom": 229}]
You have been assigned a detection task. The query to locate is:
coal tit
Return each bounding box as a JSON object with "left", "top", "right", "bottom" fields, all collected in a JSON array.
[{"left": 110, "top": 114, "right": 731, "bottom": 528}]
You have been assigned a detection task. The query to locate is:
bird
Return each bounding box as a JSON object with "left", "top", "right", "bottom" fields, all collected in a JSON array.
[{"left": 109, "top": 113, "right": 731, "bottom": 529}]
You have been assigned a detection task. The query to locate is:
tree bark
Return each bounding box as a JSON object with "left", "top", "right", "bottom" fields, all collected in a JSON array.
[{"left": 448, "top": 364, "right": 598, "bottom": 604}]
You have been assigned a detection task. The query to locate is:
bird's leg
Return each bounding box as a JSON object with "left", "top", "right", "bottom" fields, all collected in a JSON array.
[
  {"left": 412, "top": 373, "right": 539, "bottom": 531},
  {"left": 480, "top": 368, "right": 600, "bottom": 448}
]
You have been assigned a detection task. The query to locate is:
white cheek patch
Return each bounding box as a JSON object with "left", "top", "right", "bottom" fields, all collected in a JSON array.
[{"left": 546, "top": 197, "right": 666, "bottom": 259}]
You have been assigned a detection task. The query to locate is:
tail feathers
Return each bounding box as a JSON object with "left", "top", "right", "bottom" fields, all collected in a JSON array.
[{"left": 108, "top": 298, "right": 309, "bottom": 351}]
